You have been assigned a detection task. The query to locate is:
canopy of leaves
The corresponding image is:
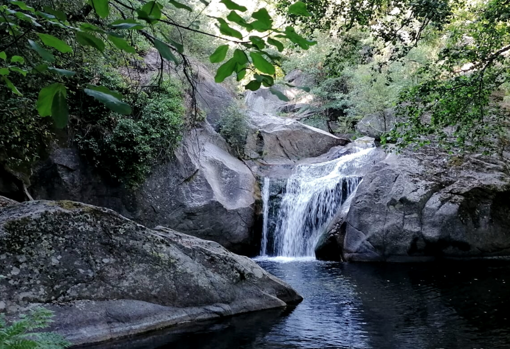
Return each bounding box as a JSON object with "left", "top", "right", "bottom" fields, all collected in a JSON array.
[
  {"left": 277, "top": 0, "right": 510, "bottom": 153},
  {"left": 0, "top": 0, "right": 316, "bottom": 128}
]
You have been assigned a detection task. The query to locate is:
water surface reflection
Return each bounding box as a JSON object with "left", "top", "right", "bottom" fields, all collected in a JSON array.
[{"left": 82, "top": 260, "right": 510, "bottom": 349}]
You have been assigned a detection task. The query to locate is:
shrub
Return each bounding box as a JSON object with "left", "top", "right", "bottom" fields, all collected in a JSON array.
[
  {"left": 74, "top": 75, "right": 185, "bottom": 187},
  {"left": 0, "top": 308, "right": 70, "bottom": 349},
  {"left": 218, "top": 103, "right": 249, "bottom": 157}
]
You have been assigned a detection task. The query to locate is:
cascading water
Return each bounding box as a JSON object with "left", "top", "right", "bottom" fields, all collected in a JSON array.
[
  {"left": 260, "top": 177, "right": 271, "bottom": 256},
  {"left": 260, "top": 147, "right": 376, "bottom": 258}
]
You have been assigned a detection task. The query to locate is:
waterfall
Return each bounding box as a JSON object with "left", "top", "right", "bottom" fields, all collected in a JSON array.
[
  {"left": 260, "top": 177, "right": 271, "bottom": 256},
  {"left": 260, "top": 147, "right": 375, "bottom": 258}
]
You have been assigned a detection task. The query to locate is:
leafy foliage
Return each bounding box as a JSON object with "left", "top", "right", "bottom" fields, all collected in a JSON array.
[
  {"left": 218, "top": 102, "right": 249, "bottom": 157},
  {"left": 277, "top": 0, "right": 510, "bottom": 152},
  {"left": 74, "top": 74, "right": 185, "bottom": 187},
  {"left": 384, "top": 0, "right": 510, "bottom": 152},
  {"left": 0, "top": 79, "right": 54, "bottom": 173},
  {"left": 0, "top": 308, "right": 70, "bottom": 349},
  {"left": 0, "top": 0, "right": 316, "bottom": 128}
]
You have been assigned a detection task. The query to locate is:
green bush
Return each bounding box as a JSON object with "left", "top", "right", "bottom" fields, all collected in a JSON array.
[
  {"left": 218, "top": 103, "right": 249, "bottom": 157},
  {"left": 74, "top": 74, "right": 185, "bottom": 188},
  {"left": 0, "top": 308, "right": 70, "bottom": 349},
  {"left": 0, "top": 95, "right": 54, "bottom": 173}
]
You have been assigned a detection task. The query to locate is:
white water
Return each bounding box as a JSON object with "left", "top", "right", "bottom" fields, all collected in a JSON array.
[
  {"left": 260, "top": 177, "right": 271, "bottom": 256},
  {"left": 261, "top": 147, "right": 375, "bottom": 258}
]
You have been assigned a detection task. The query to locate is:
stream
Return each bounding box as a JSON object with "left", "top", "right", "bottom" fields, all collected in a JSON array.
[{"left": 86, "top": 259, "right": 510, "bottom": 349}]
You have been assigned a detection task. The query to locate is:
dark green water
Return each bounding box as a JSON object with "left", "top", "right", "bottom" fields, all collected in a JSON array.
[{"left": 85, "top": 259, "right": 510, "bottom": 349}]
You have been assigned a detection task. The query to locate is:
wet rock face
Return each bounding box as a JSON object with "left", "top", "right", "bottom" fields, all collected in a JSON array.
[
  {"left": 0, "top": 200, "right": 302, "bottom": 345},
  {"left": 343, "top": 150, "right": 510, "bottom": 262},
  {"left": 31, "top": 123, "right": 259, "bottom": 256}
]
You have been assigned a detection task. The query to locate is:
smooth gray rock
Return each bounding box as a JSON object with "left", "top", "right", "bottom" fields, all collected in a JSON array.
[
  {"left": 343, "top": 149, "right": 510, "bottom": 262},
  {"left": 245, "top": 113, "right": 349, "bottom": 163},
  {"left": 0, "top": 200, "right": 302, "bottom": 345},
  {"left": 356, "top": 109, "right": 397, "bottom": 139},
  {"left": 31, "top": 123, "right": 259, "bottom": 255},
  {"left": 194, "top": 62, "right": 236, "bottom": 128},
  {"left": 244, "top": 70, "right": 315, "bottom": 117},
  {"left": 0, "top": 195, "right": 18, "bottom": 208}
]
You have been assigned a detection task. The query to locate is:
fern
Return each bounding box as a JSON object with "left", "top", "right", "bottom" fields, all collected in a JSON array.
[{"left": 0, "top": 309, "right": 70, "bottom": 349}]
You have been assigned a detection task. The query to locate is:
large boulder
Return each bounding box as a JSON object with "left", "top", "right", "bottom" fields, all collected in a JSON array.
[
  {"left": 194, "top": 62, "right": 236, "bottom": 129},
  {"left": 244, "top": 70, "right": 315, "bottom": 117},
  {"left": 31, "top": 123, "right": 259, "bottom": 255},
  {"left": 245, "top": 113, "right": 349, "bottom": 163},
  {"left": 0, "top": 200, "right": 302, "bottom": 345},
  {"left": 355, "top": 109, "right": 397, "bottom": 139},
  {"left": 243, "top": 71, "right": 347, "bottom": 164},
  {"left": 343, "top": 149, "right": 510, "bottom": 262}
]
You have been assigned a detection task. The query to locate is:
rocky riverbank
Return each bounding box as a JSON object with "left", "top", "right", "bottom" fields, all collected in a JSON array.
[{"left": 0, "top": 198, "right": 301, "bottom": 345}]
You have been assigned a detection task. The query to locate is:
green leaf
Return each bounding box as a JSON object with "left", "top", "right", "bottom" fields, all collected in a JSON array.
[
  {"left": 154, "top": 38, "right": 178, "bottom": 64},
  {"left": 227, "top": 11, "right": 252, "bottom": 30},
  {"left": 48, "top": 67, "right": 76, "bottom": 76},
  {"left": 249, "top": 36, "right": 265, "bottom": 49},
  {"left": 199, "top": 0, "right": 210, "bottom": 5},
  {"left": 296, "top": 85, "right": 311, "bottom": 92},
  {"left": 251, "top": 9, "right": 272, "bottom": 32},
  {"left": 10, "top": 67, "right": 27, "bottom": 76},
  {"left": 166, "top": 37, "right": 184, "bottom": 53},
  {"left": 28, "top": 39, "right": 55, "bottom": 62},
  {"left": 210, "top": 45, "right": 229, "bottom": 63},
  {"left": 43, "top": 6, "right": 67, "bottom": 21},
  {"left": 245, "top": 80, "right": 261, "bottom": 91},
  {"left": 108, "top": 35, "right": 136, "bottom": 53},
  {"left": 76, "top": 32, "right": 105, "bottom": 52},
  {"left": 10, "top": 55, "right": 24, "bottom": 63},
  {"left": 256, "top": 74, "right": 274, "bottom": 87},
  {"left": 233, "top": 49, "right": 248, "bottom": 65},
  {"left": 215, "top": 58, "right": 237, "bottom": 83},
  {"left": 80, "top": 23, "right": 106, "bottom": 34},
  {"left": 250, "top": 52, "right": 275, "bottom": 75},
  {"left": 91, "top": 0, "right": 109, "bottom": 18},
  {"left": 284, "top": 26, "right": 316, "bottom": 49},
  {"left": 15, "top": 12, "right": 41, "bottom": 26},
  {"left": 12, "top": 1, "right": 35, "bottom": 13},
  {"left": 34, "top": 64, "right": 48, "bottom": 73},
  {"left": 0, "top": 68, "right": 9, "bottom": 76},
  {"left": 138, "top": 1, "right": 162, "bottom": 24},
  {"left": 169, "top": 0, "right": 192, "bottom": 11},
  {"left": 3, "top": 76, "right": 22, "bottom": 96},
  {"left": 268, "top": 37, "right": 284, "bottom": 52},
  {"left": 288, "top": 1, "right": 312, "bottom": 16},
  {"left": 220, "top": 0, "right": 247, "bottom": 12},
  {"left": 37, "top": 83, "right": 63, "bottom": 117},
  {"left": 37, "top": 33, "right": 73, "bottom": 53},
  {"left": 217, "top": 18, "right": 243, "bottom": 39},
  {"left": 0, "top": 52, "right": 6, "bottom": 60},
  {"left": 111, "top": 19, "right": 145, "bottom": 30},
  {"left": 84, "top": 85, "right": 132, "bottom": 115},
  {"left": 51, "top": 87, "right": 68, "bottom": 128},
  {"left": 269, "top": 87, "right": 290, "bottom": 101},
  {"left": 236, "top": 68, "right": 246, "bottom": 81}
]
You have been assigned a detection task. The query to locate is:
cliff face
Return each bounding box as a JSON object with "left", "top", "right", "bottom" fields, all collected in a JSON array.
[
  {"left": 342, "top": 149, "right": 510, "bottom": 262},
  {"left": 30, "top": 123, "right": 260, "bottom": 256}
]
